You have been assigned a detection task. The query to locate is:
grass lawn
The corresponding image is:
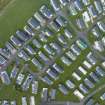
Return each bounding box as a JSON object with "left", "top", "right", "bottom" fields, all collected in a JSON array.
[
  {"left": 0, "top": 84, "right": 35, "bottom": 105},
  {"left": 0, "top": 0, "right": 49, "bottom": 47}
]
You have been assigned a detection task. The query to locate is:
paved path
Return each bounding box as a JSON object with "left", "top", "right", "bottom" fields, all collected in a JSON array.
[
  {"left": 41, "top": 101, "right": 84, "bottom": 105},
  {"left": 0, "top": 0, "right": 16, "bottom": 16},
  {"left": 83, "top": 83, "right": 105, "bottom": 103}
]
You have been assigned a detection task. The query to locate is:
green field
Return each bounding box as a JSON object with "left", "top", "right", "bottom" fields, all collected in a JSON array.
[{"left": 0, "top": 0, "right": 49, "bottom": 47}]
